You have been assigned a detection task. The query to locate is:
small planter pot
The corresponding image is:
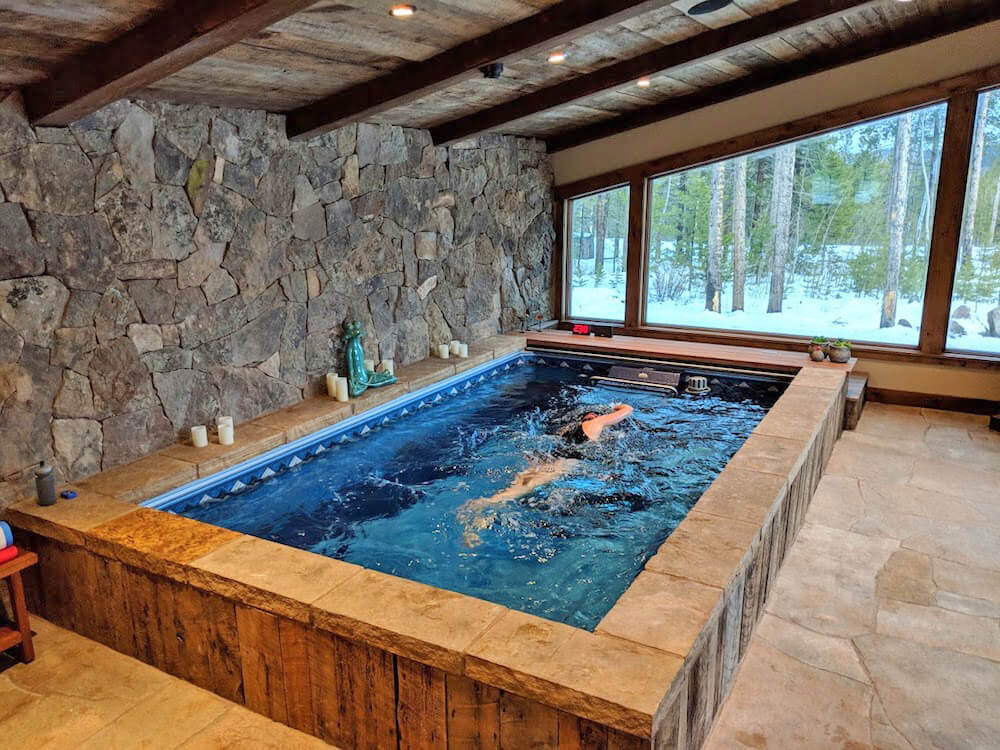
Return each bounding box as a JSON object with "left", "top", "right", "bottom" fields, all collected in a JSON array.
[
  {"left": 829, "top": 345, "right": 851, "bottom": 364},
  {"left": 808, "top": 344, "right": 826, "bottom": 362}
]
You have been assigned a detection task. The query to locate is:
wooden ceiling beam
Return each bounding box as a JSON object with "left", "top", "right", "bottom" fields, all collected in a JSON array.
[
  {"left": 285, "top": 0, "right": 673, "bottom": 141},
  {"left": 547, "top": 3, "right": 1000, "bottom": 152},
  {"left": 23, "top": 0, "right": 318, "bottom": 126},
  {"left": 429, "top": 0, "right": 886, "bottom": 146}
]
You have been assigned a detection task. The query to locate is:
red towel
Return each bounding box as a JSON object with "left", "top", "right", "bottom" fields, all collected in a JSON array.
[{"left": 0, "top": 546, "right": 19, "bottom": 564}]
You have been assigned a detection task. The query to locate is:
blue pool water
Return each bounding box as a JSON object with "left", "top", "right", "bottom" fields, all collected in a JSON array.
[{"left": 174, "top": 356, "right": 785, "bottom": 629}]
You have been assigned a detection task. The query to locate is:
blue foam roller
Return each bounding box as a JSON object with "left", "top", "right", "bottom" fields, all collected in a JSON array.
[{"left": 0, "top": 521, "right": 12, "bottom": 549}]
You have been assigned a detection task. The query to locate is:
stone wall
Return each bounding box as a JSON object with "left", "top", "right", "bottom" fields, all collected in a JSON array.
[{"left": 0, "top": 93, "right": 554, "bottom": 506}]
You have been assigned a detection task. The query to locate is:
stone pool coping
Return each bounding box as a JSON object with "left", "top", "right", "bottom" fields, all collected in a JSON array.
[{"left": 4, "top": 334, "right": 849, "bottom": 741}]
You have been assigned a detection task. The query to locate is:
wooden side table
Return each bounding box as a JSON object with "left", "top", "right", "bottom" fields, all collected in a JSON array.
[{"left": 1, "top": 551, "right": 37, "bottom": 664}]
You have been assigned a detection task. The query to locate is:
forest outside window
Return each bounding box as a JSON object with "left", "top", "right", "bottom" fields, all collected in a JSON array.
[
  {"left": 640, "top": 103, "right": 947, "bottom": 347},
  {"left": 947, "top": 88, "right": 1000, "bottom": 354},
  {"left": 566, "top": 185, "right": 629, "bottom": 322}
]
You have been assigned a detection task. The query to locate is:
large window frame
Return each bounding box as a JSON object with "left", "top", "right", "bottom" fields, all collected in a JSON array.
[{"left": 554, "top": 64, "right": 1000, "bottom": 369}]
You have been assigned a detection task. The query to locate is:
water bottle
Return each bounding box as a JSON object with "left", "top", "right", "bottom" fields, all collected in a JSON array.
[{"left": 35, "top": 461, "right": 56, "bottom": 507}]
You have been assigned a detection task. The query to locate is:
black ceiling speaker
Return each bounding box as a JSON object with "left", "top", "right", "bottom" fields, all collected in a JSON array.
[
  {"left": 688, "top": 0, "right": 733, "bottom": 15},
  {"left": 480, "top": 62, "right": 504, "bottom": 79}
]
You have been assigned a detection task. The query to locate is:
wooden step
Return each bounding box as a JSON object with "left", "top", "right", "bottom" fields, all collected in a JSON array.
[
  {"left": 0, "top": 625, "right": 23, "bottom": 652},
  {"left": 844, "top": 373, "right": 868, "bottom": 430}
]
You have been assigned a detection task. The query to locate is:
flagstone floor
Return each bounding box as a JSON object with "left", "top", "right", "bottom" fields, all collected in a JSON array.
[
  {"left": 705, "top": 404, "right": 1000, "bottom": 750},
  {"left": 0, "top": 617, "right": 332, "bottom": 749},
  {"left": 1, "top": 404, "right": 996, "bottom": 749}
]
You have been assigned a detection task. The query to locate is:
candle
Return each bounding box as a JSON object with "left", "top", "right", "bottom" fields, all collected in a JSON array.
[
  {"left": 190, "top": 425, "right": 208, "bottom": 448},
  {"left": 218, "top": 422, "right": 234, "bottom": 446},
  {"left": 364, "top": 358, "right": 375, "bottom": 372},
  {"left": 216, "top": 415, "right": 233, "bottom": 429},
  {"left": 378, "top": 359, "right": 395, "bottom": 376},
  {"left": 326, "top": 372, "right": 338, "bottom": 397},
  {"left": 334, "top": 376, "right": 349, "bottom": 402},
  {"left": 449, "top": 339, "right": 461, "bottom": 355},
  {"left": 458, "top": 343, "right": 469, "bottom": 358},
  {"left": 437, "top": 343, "right": 450, "bottom": 359}
]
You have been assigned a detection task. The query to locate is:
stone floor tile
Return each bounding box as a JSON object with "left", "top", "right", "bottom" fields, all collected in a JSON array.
[
  {"left": 824, "top": 432, "right": 916, "bottom": 485},
  {"left": 76, "top": 682, "right": 230, "bottom": 750},
  {"left": 854, "top": 402, "right": 929, "bottom": 444},
  {"left": 854, "top": 634, "right": 1000, "bottom": 750},
  {"left": 908, "top": 456, "right": 1000, "bottom": 501},
  {"left": 0, "top": 692, "right": 132, "bottom": 749},
  {"left": 179, "top": 706, "right": 337, "bottom": 749},
  {"left": 902, "top": 522, "right": 1000, "bottom": 571},
  {"left": 932, "top": 557, "right": 1000, "bottom": 607},
  {"left": 919, "top": 408, "right": 990, "bottom": 427},
  {"left": 703, "top": 640, "right": 873, "bottom": 750},
  {"left": 805, "top": 474, "right": 864, "bottom": 532},
  {"left": 753, "top": 613, "right": 871, "bottom": 684},
  {"left": 875, "top": 599, "right": 1000, "bottom": 662},
  {"left": 858, "top": 478, "right": 989, "bottom": 527},
  {"left": 875, "top": 549, "right": 934, "bottom": 606}
]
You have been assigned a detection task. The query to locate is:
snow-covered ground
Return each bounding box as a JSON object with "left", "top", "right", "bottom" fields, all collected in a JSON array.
[{"left": 569, "top": 281, "right": 1000, "bottom": 355}]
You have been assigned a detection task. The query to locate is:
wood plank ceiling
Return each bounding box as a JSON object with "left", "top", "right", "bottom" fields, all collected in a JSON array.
[{"left": 0, "top": 0, "right": 996, "bottom": 150}]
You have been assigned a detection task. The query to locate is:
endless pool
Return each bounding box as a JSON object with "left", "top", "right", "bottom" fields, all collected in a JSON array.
[{"left": 147, "top": 352, "right": 788, "bottom": 629}]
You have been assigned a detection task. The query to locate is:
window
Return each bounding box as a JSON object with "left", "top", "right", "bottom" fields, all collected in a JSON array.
[
  {"left": 642, "top": 103, "right": 947, "bottom": 346},
  {"left": 566, "top": 185, "right": 630, "bottom": 322},
  {"left": 948, "top": 89, "right": 1000, "bottom": 354}
]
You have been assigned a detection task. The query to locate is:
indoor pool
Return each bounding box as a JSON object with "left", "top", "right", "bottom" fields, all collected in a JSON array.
[{"left": 164, "top": 354, "right": 787, "bottom": 629}]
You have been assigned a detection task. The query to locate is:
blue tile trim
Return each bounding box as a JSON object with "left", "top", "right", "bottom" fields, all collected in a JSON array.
[{"left": 143, "top": 351, "right": 531, "bottom": 511}]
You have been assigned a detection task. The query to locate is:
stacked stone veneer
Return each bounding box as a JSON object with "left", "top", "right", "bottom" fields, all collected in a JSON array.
[{"left": 0, "top": 94, "right": 555, "bottom": 506}]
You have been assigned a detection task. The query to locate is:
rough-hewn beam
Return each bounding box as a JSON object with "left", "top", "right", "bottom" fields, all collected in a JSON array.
[
  {"left": 285, "top": 0, "right": 671, "bottom": 141},
  {"left": 23, "top": 0, "right": 318, "bottom": 126},
  {"left": 429, "top": 0, "right": 886, "bottom": 146},
  {"left": 546, "top": 3, "right": 999, "bottom": 152}
]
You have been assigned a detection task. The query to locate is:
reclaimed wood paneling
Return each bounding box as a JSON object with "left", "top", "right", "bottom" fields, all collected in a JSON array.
[
  {"left": 309, "top": 628, "right": 398, "bottom": 750},
  {"left": 500, "top": 691, "right": 560, "bottom": 749},
  {"left": 398, "top": 656, "right": 449, "bottom": 750},
  {"left": 279, "top": 617, "right": 316, "bottom": 735},
  {"left": 447, "top": 674, "right": 501, "bottom": 750},
  {"left": 236, "top": 605, "right": 288, "bottom": 724}
]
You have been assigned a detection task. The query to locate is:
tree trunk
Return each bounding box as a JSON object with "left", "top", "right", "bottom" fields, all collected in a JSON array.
[
  {"left": 988, "top": 172, "right": 1000, "bottom": 248},
  {"left": 706, "top": 162, "right": 725, "bottom": 312},
  {"left": 732, "top": 156, "right": 747, "bottom": 311},
  {"left": 960, "top": 94, "right": 990, "bottom": 268},
  {"left": 881, "top": 113, "right": 912, "bottom": 328},
  {"left": 768, "top": 144, "right": 796, "bottom": 313},
  {"left": 593, "top": 193, "right": 608, "bottom": 283}
]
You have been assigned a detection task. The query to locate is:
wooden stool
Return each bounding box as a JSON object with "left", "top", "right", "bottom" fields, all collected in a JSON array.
[{"left": 1, "top": 551, "right": 37, "bottom": 664}]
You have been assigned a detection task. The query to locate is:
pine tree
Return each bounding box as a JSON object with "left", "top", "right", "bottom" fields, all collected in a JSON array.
[
  {"left": 881, "top": 112, "right": 912, "bottom": 328},
  {"left": 768, "top": 144, "right": 796, "bottom": 313},
  {"left": 706, "top": 162, "right": 725, "bottom": 312},
  {"left": 732, "top": 155, "right": 748, "bottom": 311}
]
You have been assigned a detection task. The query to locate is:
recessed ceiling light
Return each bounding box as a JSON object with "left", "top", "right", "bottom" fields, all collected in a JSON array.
[
  {"left": 637, "top": 77, "right": 652, "bottom": 88},
  {"left": 390, "top": 4, "right": 416, "bottom": 17},
  {"left": 547, "top": 51, "right": 567, "bottom": 64}
]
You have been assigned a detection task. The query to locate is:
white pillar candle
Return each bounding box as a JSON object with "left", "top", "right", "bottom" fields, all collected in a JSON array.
[
  {"left": 216, "top": 415, "right": 233, "bottom": 429},
  {"left": 190, "top": 425, "right": 209, "bottom": 448},
  {"left": 449, "top": 339, "right": 461, "bottom": 355},
  {"left": 437, "top": 343, "right": 450, "bottom": 359},
  {"left": 364, "top": 358, "right": 375, "bottom": 372},
  {"left": 326, "top": 372, "right": 338, "bottom": 397},
  {"left": 334, "top": 376, "right": 349, "bottom": 402},
  {"left": 458, "top": 343, "right": 469, "bottom": 358},
  {"left": 218, "top": 422, "right": 235, "bottom": 446},
  {"left": 378, "top": 359, "right": 395, "bottom": 376}
]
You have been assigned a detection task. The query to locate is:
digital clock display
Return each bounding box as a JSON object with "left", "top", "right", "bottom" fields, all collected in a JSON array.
[{"left": 572, "top": 324, "right": 592, "bottom": 335}]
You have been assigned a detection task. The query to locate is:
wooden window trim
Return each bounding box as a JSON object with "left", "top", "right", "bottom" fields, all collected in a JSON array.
[{"left": 552, "top": 63, "right": 1000, "bottom": 370}]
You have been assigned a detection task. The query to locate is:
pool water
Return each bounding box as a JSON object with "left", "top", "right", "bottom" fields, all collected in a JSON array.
[{"left": 176, "top": 357, "right": 785, "bottom": 629}]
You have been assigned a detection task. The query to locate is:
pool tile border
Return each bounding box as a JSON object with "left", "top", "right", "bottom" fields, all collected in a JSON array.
[{"left": 4, "top": 335, "right": 848, "bottom": 747}]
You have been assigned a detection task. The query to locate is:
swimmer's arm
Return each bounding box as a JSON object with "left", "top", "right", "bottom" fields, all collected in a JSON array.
[
  {"left": 458, "top": 459, "right": 578, "bottom": 514},
  {"left": 582, "top": 404, "right": 633, "bottom": 441}
]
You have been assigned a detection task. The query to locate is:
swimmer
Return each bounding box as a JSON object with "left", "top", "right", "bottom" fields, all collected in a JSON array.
[{"left": 458, "top": 404, "right": 633, "bottom": 547}]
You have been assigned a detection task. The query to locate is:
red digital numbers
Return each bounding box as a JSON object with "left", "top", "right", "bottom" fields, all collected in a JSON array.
[{"left": 572, "top": 324, "right": 591, "bottom": 335}]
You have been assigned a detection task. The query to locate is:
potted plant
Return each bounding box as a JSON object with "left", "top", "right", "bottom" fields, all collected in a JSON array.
[
  {"left": 829, "top": 339, "right": 852, "bottom": 363},
  {"left": 809, "top": 336, "right": 828, "bottom": 361}
]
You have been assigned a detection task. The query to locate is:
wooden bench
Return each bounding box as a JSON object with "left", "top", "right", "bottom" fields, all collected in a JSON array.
[{"left": 1, "top": 551, "right": 37, "bottom": 664}]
